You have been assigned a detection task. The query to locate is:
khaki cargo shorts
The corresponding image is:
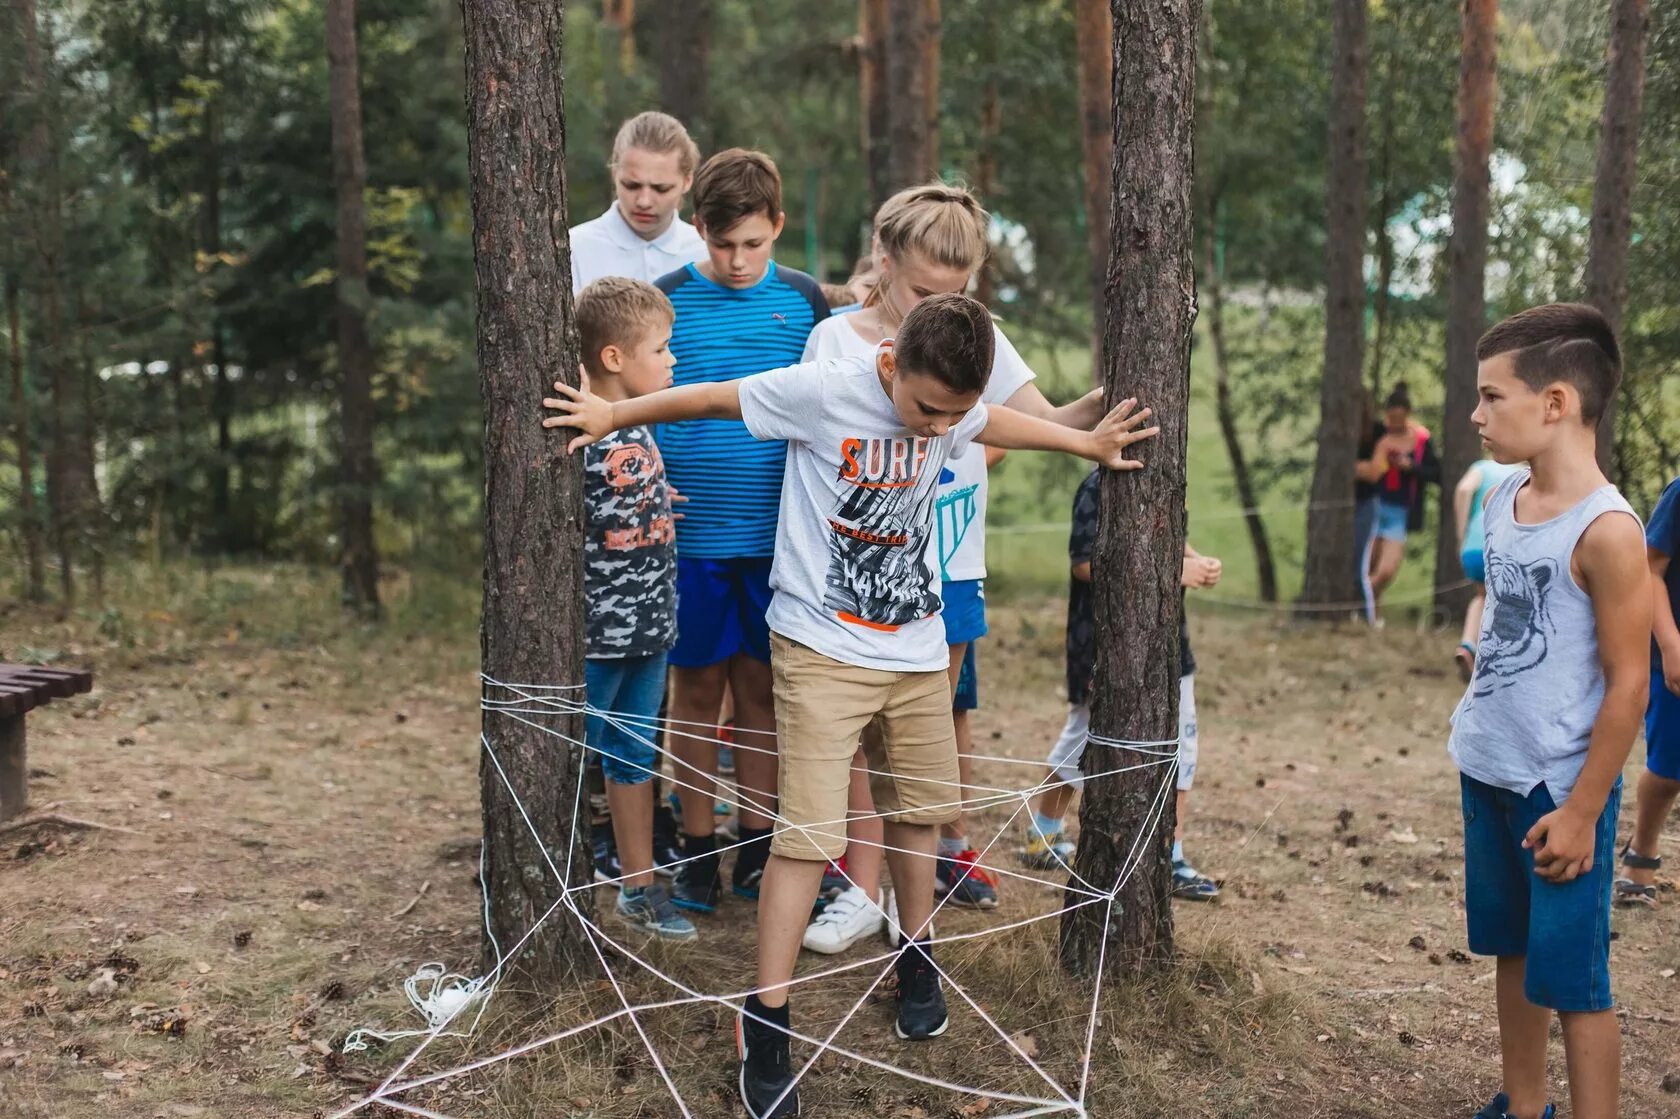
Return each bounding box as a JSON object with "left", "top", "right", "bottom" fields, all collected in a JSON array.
[{"left": 768, "top": 632, "right": 961, "bottom": 862}]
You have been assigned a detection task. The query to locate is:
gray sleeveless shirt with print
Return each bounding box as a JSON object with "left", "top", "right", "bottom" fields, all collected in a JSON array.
[{"left": 1448, "top": 468, "right": 1639, "bottom": 804}]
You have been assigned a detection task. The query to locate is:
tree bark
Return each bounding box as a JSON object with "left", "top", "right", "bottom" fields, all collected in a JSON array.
[
  {"left": 11, "top": 0, "right": 74, "bottom": 605},
  {"left": 1585, "top": 0, "right": 1648, "bottom": 477},
  {"left": 1203, "top": 210, "right": 1278, "bottom": 604},
  {"left": 1297, "top": 0, "right": 1368, "bottom": 617},
  {"left": 972, "top": 77, "right": 999, "bottom": 306},
  {"left": 5, "top": 272, "right": 44, "bottom": 602},
  {"left": 883, "top": 0, "right": 939, "bottom": 190},
  {"left": 1074, "top": 0, "right": 1114, "bottom": 384},
  {"left": 1436, "top": 0, "right": 1497, "bottom": 625},
  {"left": 859, "top": 0, "right": 891, "bottom": 213},
  {"left": 655, "top": 0, "right": 711, "bottom": 149},
  {"left": 462, "top": 0, "right": 597, "bottom": 984},
  {"left": 200, "top": 17, "right": 233, "bottom": 549},
  {"left": 326, "top": 0, "right": 382, "bottom": 619},
  {"left": 1062, "top": 0, "right": 1198, "bottom": 980}
]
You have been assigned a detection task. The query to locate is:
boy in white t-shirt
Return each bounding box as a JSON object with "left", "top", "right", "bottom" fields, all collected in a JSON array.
[{"left": 544, "top": 293, "right": 1157, "bottom": 1119}]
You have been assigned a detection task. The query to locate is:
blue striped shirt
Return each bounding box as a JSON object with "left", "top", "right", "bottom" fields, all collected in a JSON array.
[{"left": 654, "top": 261, "right": 829, "bottom": 557}]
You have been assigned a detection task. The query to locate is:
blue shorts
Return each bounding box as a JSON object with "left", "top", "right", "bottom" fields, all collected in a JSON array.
[
  {"left": 1375, "top": 502, "right": 1409, "bottom": 543},
  {"left": 585, "top": 652, "right": 668, "bottom": 785},
  {"left": 670, "top": 556, "right": 773, "bottom": 668},
  {"left": 941, "top": 579, "right": 988, "bottom": 646},
  {"left": 1460, "top": 773, "right": 1620, "bottom": 1012},
  {"left": 1461, "top": 548, "right": 1486, "bottom": 584},
  {"left": 1647, "top": 665, "right": 1680, "bottom": 782},
  {"left": 953, "top": 643, "right": 978, "bottom": 712}
]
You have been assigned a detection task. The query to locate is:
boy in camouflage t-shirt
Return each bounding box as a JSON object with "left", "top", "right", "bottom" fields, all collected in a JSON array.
[{"left": 576, "top": 278, "right": 691, "bottom": 941}]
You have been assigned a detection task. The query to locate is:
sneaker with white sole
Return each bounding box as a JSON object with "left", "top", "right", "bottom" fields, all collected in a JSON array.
[
  {"left": 802, "top": 886, "right": 883, "bottom": 955},
  {"left": 615, "top": 884, "right": 698, "bottom": 941},
  {"left": 1020, "top": 827, "right": 1077, "bottom": 871}
]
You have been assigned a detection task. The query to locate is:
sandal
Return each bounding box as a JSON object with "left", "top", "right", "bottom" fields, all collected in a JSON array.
[
  {"left": 1614, "top": 843, "right": 1661, "bottom": 908},
  {"left": 1454, "top": 642, "right": 1475, "bottom": 684}
]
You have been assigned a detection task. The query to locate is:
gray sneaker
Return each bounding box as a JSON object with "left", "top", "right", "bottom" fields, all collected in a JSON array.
[{"left": 616, "top": 884, "right": 698, "bottom": 941}]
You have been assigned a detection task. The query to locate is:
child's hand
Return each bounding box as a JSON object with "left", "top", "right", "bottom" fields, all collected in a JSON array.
[
  {"left": 669, "top": 485, "right": 688, "bottom": 521},
  {"left": 1084, "top": 398, "right": 1158, "bottom": 471},
  {"left": 542, "top": 368, "right": 615, "bottom": 453},
  {"left": 1181, "top": 555, "right": 1222, "bottom": 589},
  {"left": 1524, "top": 804, "right": 1597, "bottom": 883}
]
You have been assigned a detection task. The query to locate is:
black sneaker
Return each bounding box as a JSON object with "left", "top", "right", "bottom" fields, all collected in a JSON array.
[
  {"left": 652, "top": 804, "right": 682, "bottom": 879},
  {"left": 893, "top": 939, "right": 948, "bottom": 1040},
  {"left": 733, "top": 829, "right": 772, "bottom": 900},
  {"left": 737, "top": 998, "right": 799, "bottom": 1118},
  {"left": 591, "top": 823, "right": 621, "bottom": 885},
  {"left": 671, "top": 849, "right": 721, "bottom": 913}
]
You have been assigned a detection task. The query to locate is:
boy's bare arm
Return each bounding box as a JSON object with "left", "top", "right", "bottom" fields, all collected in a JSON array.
[
  {"left": 1071, "top": 560, "right": 1092, "bottom": 582},
  {"left": 1653, "top": 549, "right": 1680, "bottom": 696},
  {"left": 976, "top": 397, "right": 1158, "bottom": 471},
  {"left": 1002, "top": 381, "right": 1107, "bottom": 431},
  {"left": 1525, "top": 512, "right": 1652, "bottom": 882},
  {"left": 543, "top": 379, "right": 742, "bottom": 452}
]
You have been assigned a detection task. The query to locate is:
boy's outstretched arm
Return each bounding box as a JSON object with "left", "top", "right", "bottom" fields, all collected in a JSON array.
[
  {"left": 1524, "top": 512, "right": 1652, "bottom": 883},
  {"left": 977, "top": 397, "right": 1159, "bottom": 471},
  {"left": 543, "top": 377, "right": 742, "bottom": 452}
]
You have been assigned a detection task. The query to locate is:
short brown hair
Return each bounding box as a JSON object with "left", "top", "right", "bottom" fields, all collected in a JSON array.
[
  {"left": 610, "top": 111, "right": 701, "bottom": 177},
  {"left": 1476, "top": 302, "right": 1621, "bottom": 424},
  {"left": 692, "top": 148, "right": 782, "bottom": 235},
  {"left": 895, "top": 293, "right": 994, "bottom": 396},
  {"left": 576, "top": 277, "right": 674, "bottom": 377}
]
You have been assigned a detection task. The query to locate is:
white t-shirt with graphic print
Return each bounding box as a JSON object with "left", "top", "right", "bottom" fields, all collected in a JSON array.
[
  {"left": 738, "top": 355, "right": 990, "bottom": 673},
  {"left": 801, "top": 314, "right": 1036, "bottom": 582}
]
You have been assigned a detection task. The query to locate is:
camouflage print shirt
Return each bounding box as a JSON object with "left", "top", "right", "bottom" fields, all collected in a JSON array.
[{"left": 584, "top": 426, "right": 677, "bottom": 659}]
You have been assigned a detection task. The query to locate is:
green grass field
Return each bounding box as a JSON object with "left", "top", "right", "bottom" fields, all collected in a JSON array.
[{"left": 984, "top": 337, "right": 1440, "bottom": 616}]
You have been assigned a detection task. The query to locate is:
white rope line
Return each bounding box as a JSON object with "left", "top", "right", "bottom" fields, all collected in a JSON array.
[{"left": 344, "top": 686, "right": 1180, "bottom": 1118}]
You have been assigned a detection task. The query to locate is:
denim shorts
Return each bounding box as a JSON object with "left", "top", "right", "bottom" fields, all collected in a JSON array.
[
  {"left": 941, "top": 578, "right": 988, "bottom": 646},
  {"left": 1375, "top": 501, "right": 1409, "bottom": 543},
  {"left": 1460, "top": 773, "right": 1620, "bottom": 1012},
  {"left": 670, "top": 556, "right": 773, "bottom": 668},
  {"left": 1648, "top": 665, "right": 1680, "bottom": 782},
  {"left": 584, "top": 652, "right": 668, "bottom": 785}
]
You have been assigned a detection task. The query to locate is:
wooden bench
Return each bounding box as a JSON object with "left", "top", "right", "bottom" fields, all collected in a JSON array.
[{"left": 0, "top": 664, "right": 94, "bottom": 823}]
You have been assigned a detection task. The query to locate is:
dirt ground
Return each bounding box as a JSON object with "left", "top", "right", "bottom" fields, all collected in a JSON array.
[{"left": 2, "top": 566, "right": 1678, "bottom": 1118}]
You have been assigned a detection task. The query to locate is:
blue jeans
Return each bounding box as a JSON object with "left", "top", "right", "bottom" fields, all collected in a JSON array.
[
  {"left": 1460, "top": 773, "right": 1620, "bottom": 1012},
  {"left": 585, "top": 653, "right": 668, "bottom": 785}
]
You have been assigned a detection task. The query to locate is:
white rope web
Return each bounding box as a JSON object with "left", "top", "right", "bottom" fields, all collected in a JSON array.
[{"left": 330, "top": 674, "right": 1181, "bottom": 1119}]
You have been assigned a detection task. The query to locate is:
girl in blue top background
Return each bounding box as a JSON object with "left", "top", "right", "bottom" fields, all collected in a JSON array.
[{"left": 1453, "top": 456, "right": 1525, "bottom": 681}]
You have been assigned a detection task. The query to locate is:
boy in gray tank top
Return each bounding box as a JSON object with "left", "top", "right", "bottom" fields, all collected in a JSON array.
[{"left": 1447, "top": 304, "right": 1650, "bottom": 1119}]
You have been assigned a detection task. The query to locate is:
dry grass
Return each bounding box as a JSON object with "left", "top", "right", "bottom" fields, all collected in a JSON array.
[{"left": 2, "top": 564, "right": 1678, "bottom": 1118}]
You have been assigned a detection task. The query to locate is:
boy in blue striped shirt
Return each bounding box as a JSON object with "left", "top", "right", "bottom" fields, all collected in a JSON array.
[{"left": 654, "top": 149, "right": 830, "bottom": 911}]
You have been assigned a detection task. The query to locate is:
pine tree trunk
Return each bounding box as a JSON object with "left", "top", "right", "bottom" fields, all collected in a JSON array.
[
  {"left": 883, "top": 0, "right": 939, "bottom": 190},
  {"left": 656, "top": 0, "right": 711, "bottom": 149},
  {"left": 1436, "top": 0, "right": 1497, "bottom": 625},
  {"left": 1297, "top": 0, "right": 1368, "bottom": 618},
  {"left": 72, "top": 289, "right": 104, "bottom": 606},
  {"left": 859, "top": 0, "right": 891, "bottom": 212},
  {"left": 972, "top": 78, "right": 999, "bottom": 306},
  {"left": 1061, "top": 0, "right": 1198, "bottom": 980},
  {"left": 4, "top": 272, "right": 44, "bottom": 602},
  {"left": 1203, "top": 212, "right": 1277, "bottom": 603},
  {"left": 1074, "top": 0, "right": 1113, "bottom": 384},
  {"left": 1586, "top": 0, "right": 1648, "bottom": 477},
  {"left": 462, "top": 0, "right": 597, "bottom": 984},
  {"left": 326, "top": 0, "right": 382, "bottom": 619},
  {"left": 197, "top": 17, "right": 234, "bottom": 550}
]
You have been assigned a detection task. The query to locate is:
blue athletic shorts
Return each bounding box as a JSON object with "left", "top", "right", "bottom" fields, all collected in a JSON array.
[
  {"left": 1647, "top": 665, "right": 1680, "bottom": 782},
  {"left": 953, "top": 643, "right": 978, "bottom": 712},
  {"left": 670, "top": 556, "right": 773, "bottom": 668},
  {"left": 1460, "top": 773, "right": 1620, "bottom": 1012},
  {"left": 1461, "top": 548, "right": 1486, "bottom": 584},
  {"left": 1375, "top": 501, "right": 1409, "bottom": 543},
  {"left": 584, "top": 652, "right": 667, "bottom": 785},
  {"left": 941, "top": 578, "right": 987, "bottom": 646}
]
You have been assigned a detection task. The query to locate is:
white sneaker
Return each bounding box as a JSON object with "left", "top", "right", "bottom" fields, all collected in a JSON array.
[
  {"left": 881, "top": 887, "right": 931, "bottom": 949},
  {"left": 802, "top": 886, "right": 884, "bottom": 955}
]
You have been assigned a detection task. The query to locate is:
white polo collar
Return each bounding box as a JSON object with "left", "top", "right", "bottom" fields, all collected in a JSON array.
[{"left": 602, "top": 203, "right": 689, "bottom": 253}]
